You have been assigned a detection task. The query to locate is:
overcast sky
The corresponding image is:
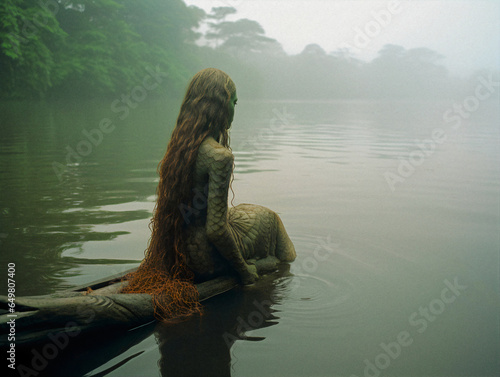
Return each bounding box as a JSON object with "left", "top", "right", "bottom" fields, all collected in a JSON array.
[{"left": 184, "top": 0, "right": 499, "bottom": 75}]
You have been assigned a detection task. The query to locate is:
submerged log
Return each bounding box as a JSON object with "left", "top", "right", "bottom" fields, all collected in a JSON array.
[{"left": 0, "top": 257, "right": 280, "bottom": 347}]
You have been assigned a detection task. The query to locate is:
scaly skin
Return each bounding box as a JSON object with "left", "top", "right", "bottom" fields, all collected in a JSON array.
[{"left": 184, "top": 137, "right": 296, "bottom": 284}]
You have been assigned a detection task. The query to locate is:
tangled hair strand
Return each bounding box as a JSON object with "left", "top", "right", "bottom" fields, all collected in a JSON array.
[{"left": 123, "top": 68, "right": 236, "bottom": 321}]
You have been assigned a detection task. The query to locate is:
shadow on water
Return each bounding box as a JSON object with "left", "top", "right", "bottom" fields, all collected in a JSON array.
[
  {"left": 10, "top": 320, "right": 157, "bottom": 377},
  {"left": 156, "top": 264, "right": 291, "bottom": 377},
  {"left": 7, "top": 265, "right": 292, "bottom": 377}
]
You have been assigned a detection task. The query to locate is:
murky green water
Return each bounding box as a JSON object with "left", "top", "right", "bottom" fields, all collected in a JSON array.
[{"left": 1, "top": 97, "right": 499, "bottom": 376}]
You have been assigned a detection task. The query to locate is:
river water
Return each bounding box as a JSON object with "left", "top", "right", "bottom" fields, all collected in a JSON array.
[{"left": 0, "top": 97, "right": 499, "bottom": 376}]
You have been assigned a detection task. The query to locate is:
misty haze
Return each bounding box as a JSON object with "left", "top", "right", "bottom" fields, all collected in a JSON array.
[{"left": 0, "top": 1, "right": 498, "bottom": 376}]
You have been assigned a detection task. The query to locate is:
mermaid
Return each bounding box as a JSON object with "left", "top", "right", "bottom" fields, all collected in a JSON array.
[{"left": 124, "top": 68, "right": 296, "bottom": 321}]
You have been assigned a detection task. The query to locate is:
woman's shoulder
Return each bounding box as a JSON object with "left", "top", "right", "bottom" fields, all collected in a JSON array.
[{"left": 199, "top": 137, "right": 234, "bottom": 163}]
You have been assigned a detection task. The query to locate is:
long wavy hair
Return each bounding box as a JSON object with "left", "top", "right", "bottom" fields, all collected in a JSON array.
[{"left": 123, "top": 68, "right": 236, "bottom": 321}]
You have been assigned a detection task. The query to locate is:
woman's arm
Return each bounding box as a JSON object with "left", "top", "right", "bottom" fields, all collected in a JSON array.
[{"left": 204, "top": 144, "right": 258, "bottom": 284}]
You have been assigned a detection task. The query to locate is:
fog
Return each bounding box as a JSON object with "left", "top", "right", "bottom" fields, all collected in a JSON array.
[
  {"left": 1, "top": 0, "right": 498, "bottom": 100},
  {"left": 1, "top": 2, "right": 499, "bottom": 375},
  {"left": 186, "top": 0, "right": 499, "bottom": 76},
  {"left": 184, "top": 1, "right": 499, "bottom": 101}
]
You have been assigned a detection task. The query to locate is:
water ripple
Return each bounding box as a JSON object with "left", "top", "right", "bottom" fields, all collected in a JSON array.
[{"left": 272, "top": 272, "right": 368, "bottom": 330}]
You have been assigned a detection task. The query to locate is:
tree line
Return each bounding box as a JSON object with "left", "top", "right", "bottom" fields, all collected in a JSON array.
[
  {"left": 0, "top": 0, "right": 203, "bottom": 99},
  {"left": 0, "top": 1, "right": 493, "bottom": 100}
]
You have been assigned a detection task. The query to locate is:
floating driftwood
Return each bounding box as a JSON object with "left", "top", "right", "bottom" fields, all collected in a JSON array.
[{"left": 0, "top": 258, "right": 280, "bottom": 347}]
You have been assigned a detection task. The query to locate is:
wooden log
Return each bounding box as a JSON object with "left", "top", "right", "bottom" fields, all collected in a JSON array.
[{"left": 0, "top": 257, "right": 280, "bottom": 347}]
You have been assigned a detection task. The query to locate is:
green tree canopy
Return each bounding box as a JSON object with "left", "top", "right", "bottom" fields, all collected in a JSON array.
[
  {"left": 0, "top": 0, "right": 66, "bottom": 97},
  {"left": 0, "top": 0, "right": 205, "bottom": 99}
]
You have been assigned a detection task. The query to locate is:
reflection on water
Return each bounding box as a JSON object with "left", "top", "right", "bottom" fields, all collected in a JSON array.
[
  {"left": 156, "top": 266, "right": 290, "bottom": 377},
  {"left": 1, "top": 98, "right": 499, "bottom": 376},
  {"left": 0, "top": 99, "right": 177, "bottom": 294}
]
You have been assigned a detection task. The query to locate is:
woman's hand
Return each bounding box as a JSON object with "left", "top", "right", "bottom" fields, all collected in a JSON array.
[{"left": 240, "top": 262, "right": 259, "bottom": 285}]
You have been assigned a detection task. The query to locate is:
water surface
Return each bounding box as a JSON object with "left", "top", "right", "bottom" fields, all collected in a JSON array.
[{"left": 0, "top": 98, "right": 498, "bottom": 376}]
